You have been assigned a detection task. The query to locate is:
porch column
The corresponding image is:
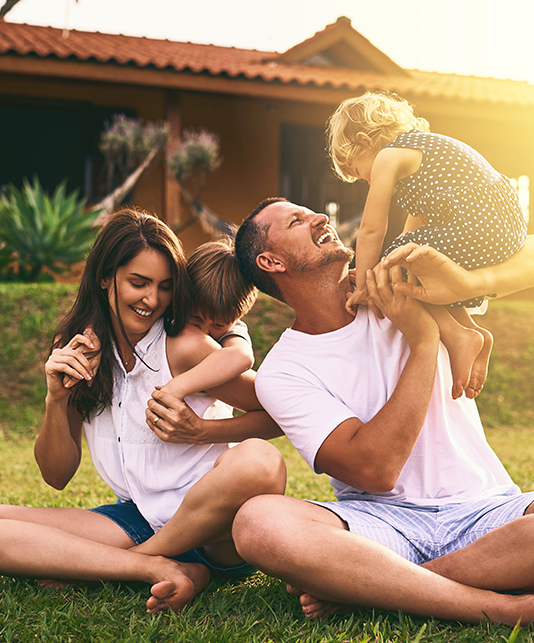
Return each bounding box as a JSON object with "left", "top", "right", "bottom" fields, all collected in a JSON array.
[{"left": 164, "top": 89, "right": 182, "bottom": 227}]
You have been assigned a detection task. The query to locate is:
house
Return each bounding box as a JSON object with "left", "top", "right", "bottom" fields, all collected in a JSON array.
[{"left": 1, "top": 16, "right": 533, "bottom": 253}]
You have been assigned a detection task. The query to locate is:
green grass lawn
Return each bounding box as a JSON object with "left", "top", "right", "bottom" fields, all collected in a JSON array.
[{"left": 1, "top": 286, "right": 534, "bottom": 642}]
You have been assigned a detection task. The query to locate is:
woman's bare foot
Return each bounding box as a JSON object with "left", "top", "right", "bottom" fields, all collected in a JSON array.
[
  {"left": 286, "top": 584, "right": 345, "bottom": 620},
  {"left": 146, "top": 559, "right": 209, "bottom": 613},
  {"left": 37, "top": 578, "right": 88, "bottom": 590},
  {"left": 447, "top": 328, "right": 484, "bottom": 399},
  {"left": 465, "top": 327, "right": 493, "bottom": 399}
]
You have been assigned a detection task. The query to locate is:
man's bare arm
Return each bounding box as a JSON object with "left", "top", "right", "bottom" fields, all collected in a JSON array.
[
  {"left": 383, "top": 236, "right": 534, "bottom": 304},
  {"left": 315, "top": 265, "right": 440, "bottom": 492}
]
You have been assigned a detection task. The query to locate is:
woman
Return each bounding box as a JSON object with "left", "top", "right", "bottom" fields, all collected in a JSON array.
[{"left": 0, "top": 207, "right": 285, "bottom": 612}]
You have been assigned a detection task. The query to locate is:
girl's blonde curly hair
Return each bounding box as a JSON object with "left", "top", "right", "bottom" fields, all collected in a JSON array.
[{"left": 327, "top": 91, "right": 430, "bottom": 183}]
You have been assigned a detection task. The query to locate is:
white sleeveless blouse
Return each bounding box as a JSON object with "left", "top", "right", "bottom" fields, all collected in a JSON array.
[{"left": 84, "top": 319, "right": 232, "bottom": 532}]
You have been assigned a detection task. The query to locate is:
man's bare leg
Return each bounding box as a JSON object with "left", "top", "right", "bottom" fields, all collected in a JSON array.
[
  {"left": 0, "top": 519, "right": 209, "bottom": 613},
  {"left": 422, "top": 511, "right": 534, "bottom": 591},
  {"left": 289, "top": 503, "right": 534, "bottom": 620},
  {"left": 133, "top": 439, "right": 286, "bottom": 566},
  {"left": 233, "top": 495, "right": 534, "bottom": 626}
]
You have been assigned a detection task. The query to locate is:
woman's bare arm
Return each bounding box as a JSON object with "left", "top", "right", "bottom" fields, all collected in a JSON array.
[{"left": 35, "top": 334, "right": 96, "bottom": 489}]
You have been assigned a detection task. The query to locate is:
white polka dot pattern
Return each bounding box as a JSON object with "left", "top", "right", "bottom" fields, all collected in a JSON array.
[{"left": 384, "top": 131, "right": 527, "bottom": 306}]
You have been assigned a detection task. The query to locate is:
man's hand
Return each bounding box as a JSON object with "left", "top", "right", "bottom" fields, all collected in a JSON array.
[
  {"left": 146, "top": 387, "right": 208, "bottom": 444},
  {"left": 382, "top": 243, "right": 473, "bottom": 305},
  {"left": 366, "top": 263, "right": 438, "bottom": 349}
]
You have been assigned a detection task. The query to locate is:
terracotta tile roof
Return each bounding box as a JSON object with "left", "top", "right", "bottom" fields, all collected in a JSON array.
[{"left": 2, "top": 21, "right": 534, "bottom": 107}]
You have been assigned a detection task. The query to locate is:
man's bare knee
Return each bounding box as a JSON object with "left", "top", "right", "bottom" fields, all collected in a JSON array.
[{"left": 233, "top": 495, "right": 282, "bottom": 563}]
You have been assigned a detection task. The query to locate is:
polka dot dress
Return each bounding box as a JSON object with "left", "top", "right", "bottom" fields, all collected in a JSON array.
[{"left": 384, "top": 131, "right": 527, "bottom": 307}]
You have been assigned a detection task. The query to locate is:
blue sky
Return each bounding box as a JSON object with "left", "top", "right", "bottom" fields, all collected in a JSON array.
[{"left": 6, "top": 0, "right": 534, "bottom": 84}]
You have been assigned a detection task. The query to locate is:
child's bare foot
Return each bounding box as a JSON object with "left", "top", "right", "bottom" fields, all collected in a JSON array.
[
  {"left": 465, "top": 327, "right": 493, "bottom": 399},
  {"left": 448, "top": 328, "right": 484, "bottom": 399},
  {"left": 146, "top": 559, "right": 209, "bottom": 613},
  {"left": 286, "top": 583, "right": 345, "bottom": 620}
]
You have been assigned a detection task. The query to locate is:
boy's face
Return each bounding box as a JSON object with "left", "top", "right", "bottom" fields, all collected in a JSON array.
[{"left": 189, "top": 311, "right": 235, "bottom": 341}]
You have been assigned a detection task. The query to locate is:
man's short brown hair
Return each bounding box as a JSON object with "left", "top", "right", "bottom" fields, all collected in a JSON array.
[
  {"left": 235, "top": 197, "right": 288, "bottom": 302},
  {"left": 187, "top": 237, "right": 257, "bottom": 325}
]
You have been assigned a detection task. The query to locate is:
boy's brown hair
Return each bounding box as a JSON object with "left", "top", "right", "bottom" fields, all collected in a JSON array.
[{"left": 187, "top": 237, "right": 258, "bottom": 325}]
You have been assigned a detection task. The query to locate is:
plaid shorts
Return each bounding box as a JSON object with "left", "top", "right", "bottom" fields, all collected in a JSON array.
[{"left": 312, "top": 490, "right": 534, "bottom": 564}]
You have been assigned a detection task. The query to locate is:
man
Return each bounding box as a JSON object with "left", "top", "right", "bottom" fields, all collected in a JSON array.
[{"left": 232, "top": 197, "right": 534, "bottom": 626}]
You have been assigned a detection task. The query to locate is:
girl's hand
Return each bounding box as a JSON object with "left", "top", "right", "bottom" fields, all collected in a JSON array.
[
  {"left": 45, "top": 333, "right": 97, "bottom": 400},
  {"left": 345, "top": 284, "right": 384, "bottom": 319},
  {"left": 345, "top": 287, "right": 368, "bottom": 315}
]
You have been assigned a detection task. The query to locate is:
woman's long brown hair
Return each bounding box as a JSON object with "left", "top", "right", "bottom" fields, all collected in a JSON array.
[{"left": 53, "top": 207, "right": 192, "bottom": 420}]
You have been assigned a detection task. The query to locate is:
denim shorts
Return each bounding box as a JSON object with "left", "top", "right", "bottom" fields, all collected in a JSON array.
[
  {"left": 312, "top": 490, "right": 534, "bottom": 564},
  {"left": 89, "top": 500, "right": 255, "bottom": 579}
]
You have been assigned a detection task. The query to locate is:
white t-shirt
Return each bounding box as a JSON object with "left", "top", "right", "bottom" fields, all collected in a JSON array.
[
  {"left": 84, "top": 319, "right": 232, "bottom": 531},
  {"left": 256, "top": 307, "right": 518, "bottom": 506}
]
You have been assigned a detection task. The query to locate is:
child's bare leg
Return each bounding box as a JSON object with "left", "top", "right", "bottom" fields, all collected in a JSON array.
[
  {"left": 425, "top": 304, "right": 484, "bottom": 399},
  {"left": 133, "top": 439, "right": 286, "bottom": 566},
  {"left": 0, "top": 518, "right": 209, "bottom": 613},
  {"left": 449, "top": 307, "right": 493, "bottom": 399}
]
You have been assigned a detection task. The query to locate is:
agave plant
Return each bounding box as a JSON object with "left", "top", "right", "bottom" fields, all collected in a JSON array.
[{"left": 0, "top": 177, "right": 100, "bottom": 282}]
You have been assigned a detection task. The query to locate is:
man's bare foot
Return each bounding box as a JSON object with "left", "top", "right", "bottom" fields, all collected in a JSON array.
[
  {"left": 447, "top": 328, "right": 484, "bottom": 399},
  {"left": 146, "top": 559, "right": 209, "bottom": 614},
  {"left": 465, "top": 327, "right": 493, "bottom": 399},
  {"left": 286, "top": 584, "right": 345, "bottom": 620}
]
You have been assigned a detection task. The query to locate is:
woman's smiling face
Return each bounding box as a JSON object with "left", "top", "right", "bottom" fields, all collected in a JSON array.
[{"left": 103, "top": 248, "right": 173, "bottom": 345}]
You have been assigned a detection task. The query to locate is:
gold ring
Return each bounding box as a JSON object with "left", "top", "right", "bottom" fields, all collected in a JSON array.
[{"left": 153, "top": 415, "right": 160, "bottom": 425}]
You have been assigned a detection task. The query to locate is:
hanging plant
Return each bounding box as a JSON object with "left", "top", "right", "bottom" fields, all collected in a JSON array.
[
  {"left": 99, "top": 114, "right": 168, "bottom": 191},
  {"left": 167, "top": 129, "right": 222, "bottom": 187}
]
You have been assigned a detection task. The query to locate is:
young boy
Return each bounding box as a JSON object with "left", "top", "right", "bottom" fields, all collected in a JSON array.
[{"left": 159, "top": 238, "right": 257, "bottom": 401}]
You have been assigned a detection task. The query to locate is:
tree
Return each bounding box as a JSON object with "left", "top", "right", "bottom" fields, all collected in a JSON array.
[{"left": 0, "top": 0, "right": 23, "bottom": 19}]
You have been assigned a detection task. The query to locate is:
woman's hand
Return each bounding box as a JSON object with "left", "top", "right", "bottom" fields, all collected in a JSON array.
[
  {"left": 62, "top": 327, "right": 101, "bottom": 390},
  {"left": 45, "top": 331, "right": 99, "bottom": 400},
  {"left": 146, "top": 388, "right": 208, "bottom": 445}
]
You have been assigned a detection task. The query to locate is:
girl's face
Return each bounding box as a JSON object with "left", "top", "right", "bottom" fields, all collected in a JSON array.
[{"left": 103, "top": 248, "right": 173, "bottom": 345}]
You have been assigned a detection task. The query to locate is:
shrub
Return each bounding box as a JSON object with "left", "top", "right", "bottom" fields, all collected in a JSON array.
[{"left": 0, "top": 177, "right": 100, "bottom": 282}]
